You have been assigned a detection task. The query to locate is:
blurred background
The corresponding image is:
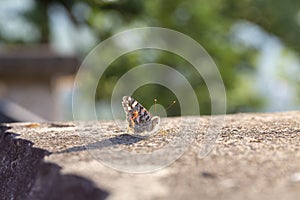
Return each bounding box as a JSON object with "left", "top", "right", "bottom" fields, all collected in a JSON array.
[{"left": 0, "top": 0, "right": 299, "bottom": 122}]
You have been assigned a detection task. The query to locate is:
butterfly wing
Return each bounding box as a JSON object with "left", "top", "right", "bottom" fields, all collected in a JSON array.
[{"left": 122, "top": 96, "right": 152, "bottom": 133}]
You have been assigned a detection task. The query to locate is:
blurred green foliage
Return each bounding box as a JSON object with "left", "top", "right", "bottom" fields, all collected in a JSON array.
[{"left": 2, "top": 0, "right": 300, "bottom": 115}]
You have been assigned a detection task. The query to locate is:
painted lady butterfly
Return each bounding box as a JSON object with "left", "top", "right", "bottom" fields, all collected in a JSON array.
[{"left": 122, "top": 96, "right": 160, "bottom": 135}]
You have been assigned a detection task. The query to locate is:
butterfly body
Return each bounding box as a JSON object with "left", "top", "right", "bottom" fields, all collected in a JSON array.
[{"left": 122, "top": 96, "right": 160, "bottom": 134}]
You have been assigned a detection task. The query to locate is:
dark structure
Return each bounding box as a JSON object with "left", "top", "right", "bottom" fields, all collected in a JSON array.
[{"left": 0, "top": 46, "right": 79, "bottom": 122}]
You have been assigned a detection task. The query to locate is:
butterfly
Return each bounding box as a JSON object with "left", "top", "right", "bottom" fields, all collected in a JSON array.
[{"left": 122, "top": 96, "right": 160, "bottom": 135}]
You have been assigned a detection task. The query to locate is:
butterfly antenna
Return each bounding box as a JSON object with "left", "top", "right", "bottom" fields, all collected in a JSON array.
[
  {"left": 166, "top": 100, "right": 176, "bottom": 111},
  {"left": 154, "top": 98, "right": 157, "bottom": 113}
]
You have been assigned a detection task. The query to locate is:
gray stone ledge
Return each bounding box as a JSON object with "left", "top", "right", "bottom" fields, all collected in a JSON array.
[{"left": 1, "top": 111, "right": 300, "bottom": 200}]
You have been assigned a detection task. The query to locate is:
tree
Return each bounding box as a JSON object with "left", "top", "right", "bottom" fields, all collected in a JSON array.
[{"left": 1, "top": 0, "right": 299, "bottom": 115}]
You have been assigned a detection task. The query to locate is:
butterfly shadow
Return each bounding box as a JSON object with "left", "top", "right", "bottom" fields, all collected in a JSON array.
[{"left": 55, "top": 134, "right": 146, "bottom": 154}]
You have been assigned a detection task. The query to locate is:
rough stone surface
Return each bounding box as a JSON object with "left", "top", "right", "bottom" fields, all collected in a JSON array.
[{"left": 1, "top": 111, "right": 300, "bottom": 200}]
